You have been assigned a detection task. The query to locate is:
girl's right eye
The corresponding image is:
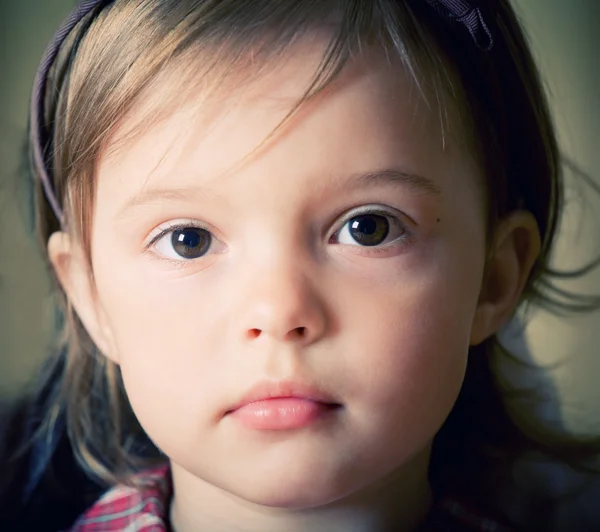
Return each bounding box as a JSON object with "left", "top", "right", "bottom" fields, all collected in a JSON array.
[{"left": 152, "top": 226, "right": 214, "bottom": 260}]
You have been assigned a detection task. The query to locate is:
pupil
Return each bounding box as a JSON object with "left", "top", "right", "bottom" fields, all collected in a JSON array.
[
  {"left": 349, "top": 215, "right": 389, "bottom": 246},
  {"left": 172, "top": 228, "right": 211, "bottom": 258}
]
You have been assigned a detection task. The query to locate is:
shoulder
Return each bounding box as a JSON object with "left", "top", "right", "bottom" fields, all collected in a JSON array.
[{"left": 70, "top": 466, "right": 171, "bottom": 532}]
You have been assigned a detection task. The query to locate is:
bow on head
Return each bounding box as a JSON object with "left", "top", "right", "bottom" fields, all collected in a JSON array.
[{"left": 423, "top": 0, "right": 494, "bottom": 51}]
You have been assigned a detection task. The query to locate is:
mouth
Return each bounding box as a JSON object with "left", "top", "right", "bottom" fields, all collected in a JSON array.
[{"left": 224, "top": 380, "right": 342, "bottom": 431}]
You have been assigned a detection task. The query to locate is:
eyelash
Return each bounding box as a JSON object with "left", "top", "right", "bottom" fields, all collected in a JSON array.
[{"left": 146, "top": 220, "right": 210, "bottom": 249}]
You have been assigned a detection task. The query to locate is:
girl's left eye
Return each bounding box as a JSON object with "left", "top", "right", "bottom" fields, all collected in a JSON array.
[
  {"left": 151, "top": 225, "right": 215, "bottom": 260},
  {"left": 332, "top": 211, "right": 407, "bottom": 247}
]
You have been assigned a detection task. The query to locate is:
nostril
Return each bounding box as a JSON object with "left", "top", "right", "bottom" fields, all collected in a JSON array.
[
  {"left": 294, "top": 327, "right": 307, "bottom": 338},
  {"left": 247, "top": 328, "right": 261, "bottom": 340},
  {"left": 246, "top": 327, "right": 307, "bottom": 341}
]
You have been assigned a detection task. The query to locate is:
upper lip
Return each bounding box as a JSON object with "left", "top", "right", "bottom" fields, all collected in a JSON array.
[{"left": 224, "top": 379, "right": 340, "bottom": 415}]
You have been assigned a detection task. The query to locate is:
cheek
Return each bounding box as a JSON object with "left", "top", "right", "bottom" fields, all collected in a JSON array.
[
  {"left": 336, "top": 238, "right": 485, "bottom": 438},
  {"left": 351, "top": 299, "right": 470, "bottom": 438},
  {"left": 90, "top": 249, "right": 231, "bottom": 438}
]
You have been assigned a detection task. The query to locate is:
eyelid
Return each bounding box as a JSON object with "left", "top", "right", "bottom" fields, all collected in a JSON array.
[{"left": 145, "top": 219, "right": 212, "bottom": 249}]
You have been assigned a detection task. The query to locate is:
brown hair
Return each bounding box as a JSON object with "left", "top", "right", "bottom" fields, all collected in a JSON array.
[{"left": 30, "top": 0, "right": 600, "bottom": 525}]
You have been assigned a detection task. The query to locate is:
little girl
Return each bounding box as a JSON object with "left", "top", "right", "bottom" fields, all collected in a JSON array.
[{"left": 1, "top": 0, "right": 599, "bottom": 530}]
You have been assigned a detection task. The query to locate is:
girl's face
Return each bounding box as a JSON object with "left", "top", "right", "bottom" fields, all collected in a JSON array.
[{"left": 86, "top": 44, "right": 488, "bottom": 506}]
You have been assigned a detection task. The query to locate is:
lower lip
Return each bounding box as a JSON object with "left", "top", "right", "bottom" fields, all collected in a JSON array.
[{"left": 228, "top": 398, "right": 339, "bottom": 430}]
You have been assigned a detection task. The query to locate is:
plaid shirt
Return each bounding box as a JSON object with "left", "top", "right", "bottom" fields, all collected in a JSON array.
[{"left": 70, "top": 467, "right": 513, "bottom": 532}]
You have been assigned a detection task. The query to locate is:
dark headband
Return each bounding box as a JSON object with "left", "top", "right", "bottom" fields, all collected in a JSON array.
[
  {"left": 30, "top": 0, "right": 114, "bottom": 224},
  {"left": 30, "top": 0, "right": 494, "bottom": 225}
]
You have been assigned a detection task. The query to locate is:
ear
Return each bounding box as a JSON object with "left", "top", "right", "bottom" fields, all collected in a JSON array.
[
  {"left": 470, "top": 211, "right": 541, "bottom": 346},
  {"left": 47, "top": 231, "right": 120, "bottom": 364}
]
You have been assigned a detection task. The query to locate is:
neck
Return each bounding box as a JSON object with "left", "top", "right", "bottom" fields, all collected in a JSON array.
[{"left": 170, "top": 447, "right": 433, "bottom": 532}]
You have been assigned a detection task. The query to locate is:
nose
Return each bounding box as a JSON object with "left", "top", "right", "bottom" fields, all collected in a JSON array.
[{"left": 237, "top": 255, "right": 328, "bottom": 347}]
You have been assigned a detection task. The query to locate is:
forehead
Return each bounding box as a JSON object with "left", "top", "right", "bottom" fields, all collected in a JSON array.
[
  {"left": 102, "top": 30, "right": 473, "bottom": 158},
  {"left": 96, "top": 40, "right": 481, "bottom": 216}
]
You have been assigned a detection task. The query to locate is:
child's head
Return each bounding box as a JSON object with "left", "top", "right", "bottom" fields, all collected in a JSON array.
[{"left": 31, "top": 0, "right": 560, "bottom": 512}]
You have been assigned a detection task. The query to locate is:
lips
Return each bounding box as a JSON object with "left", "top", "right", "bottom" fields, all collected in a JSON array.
[{"left": 224, "top": 380, "right": 341, "bottom": 430}]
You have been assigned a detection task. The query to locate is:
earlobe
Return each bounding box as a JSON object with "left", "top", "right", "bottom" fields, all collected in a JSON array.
[
  {"left": 47, "top": 232, "right": 120, "bottom": 363},
  {"left": 470, "top": 211, "right": 541, "bottom": 346}
]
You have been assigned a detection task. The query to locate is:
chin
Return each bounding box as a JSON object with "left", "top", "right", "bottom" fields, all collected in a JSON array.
[
  {"left": 224, "top": 466, "right": 357, "bottom": 510},
  {"left": 238, "top": 484, "right": 347, "bottom": 510}
]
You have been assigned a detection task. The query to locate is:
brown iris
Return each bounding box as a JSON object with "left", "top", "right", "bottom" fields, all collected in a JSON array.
[
  {"left": 348, "top": 214, "right": 390, "bottom": 246},
  {"left": 172, "top": 228, "right": 212, "bottom": 258}
]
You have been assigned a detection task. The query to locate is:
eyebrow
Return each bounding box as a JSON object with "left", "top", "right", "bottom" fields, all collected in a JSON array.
[
  {"left": 344, "top": 168, "right": 442, "bottom": 196},
  {"left": 117, "top": 187, "right": 211, "bottom": 220},
  {"left": 116, "top": 168, "right": 441, "bottom": 220}
]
